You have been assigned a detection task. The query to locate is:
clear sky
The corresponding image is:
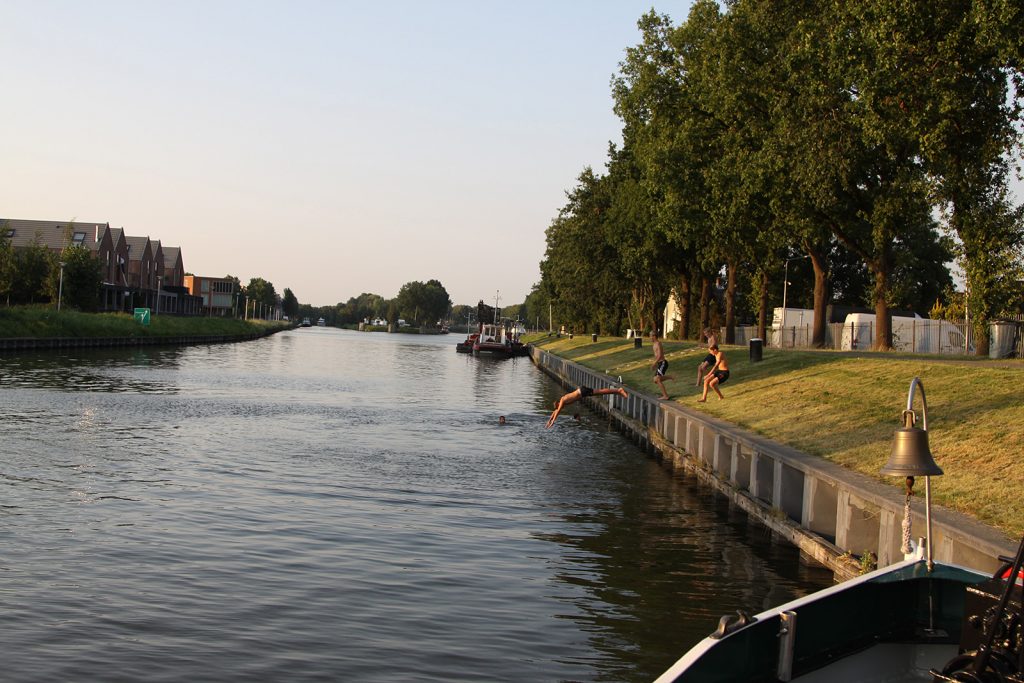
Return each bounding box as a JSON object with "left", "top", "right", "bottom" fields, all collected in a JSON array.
[{"left": 1, "top": 1, "right": 694, "bottom": 308}]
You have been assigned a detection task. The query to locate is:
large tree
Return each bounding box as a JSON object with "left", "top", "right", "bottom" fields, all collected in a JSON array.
[
  {"left": 540, "top": 167, "right": 630, "bottom": 334},
  {"left": 612, "top": 7, "right": 716, "bottom": 340},
  {"left": 281, "top": 288, "right": 299, "bottom": 319},
  {"left": 48, "top": 245, "right": 103, "bottom": 311},
  {"left": 0, "top": 222, "right": 13, "bottom": 305},
  {"left": 245, "top": 277, "right": 277, "bottom": 317},
  {"left": 12, "top": 236, "right": 54, "bottom": 305},
  {"left": 395, "top": 279, "right": 451, "bottom": 327}
]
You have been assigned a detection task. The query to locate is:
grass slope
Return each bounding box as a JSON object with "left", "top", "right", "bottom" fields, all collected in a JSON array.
[
  {"left": 531, "top": 333, "right": 1024, "bottom": 539},
  {"left": 0, "top": 306, "right": 288, "bottom": 338}
]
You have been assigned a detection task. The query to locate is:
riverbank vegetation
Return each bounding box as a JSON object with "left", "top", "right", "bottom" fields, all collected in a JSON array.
[
  {"left": 0, "top": 306, "right": 289, "bottom": 338},
  {"left": 525, "top": 1, "right": 1023, "bottom": 355},
  {"left": 531, "top": 334, "right": 1024, "bottom": 539}
]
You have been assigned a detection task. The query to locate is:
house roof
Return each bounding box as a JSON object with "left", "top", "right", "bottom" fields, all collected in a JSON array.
[
  {"left": 124, "top": 235, "right": 152, "bottom": 260},
  {"left": 1, "top": 218, "right": 107, "bottom": 251}
]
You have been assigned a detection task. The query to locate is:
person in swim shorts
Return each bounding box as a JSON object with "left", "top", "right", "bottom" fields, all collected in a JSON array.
[
  {"left": 698, "top": 344, "right": 729, "bottom": 402},
  {"left": 546, "top": 385, "right": 627, "bottom": 428},
  {"left": 696, "top": 327, "right": 718, "bottom": 387},
  {"left": 650, "top": 330, "right": 674, "bottom": 399}
]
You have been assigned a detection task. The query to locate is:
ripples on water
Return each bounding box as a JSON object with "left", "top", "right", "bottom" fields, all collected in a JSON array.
[{"left": 0, "top": 329, "right": 833, "bottom": 681}]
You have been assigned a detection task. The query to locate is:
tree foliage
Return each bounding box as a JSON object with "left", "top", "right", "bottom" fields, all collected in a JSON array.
[
  {"left": 48, "top": 246, "right": 103, "bottom": 311},
  {"left": 537, "top": 0, "right": 1023, "bottom": 351},
  {"left": 395, "top": 279, "right": 451, "bottom": 327}
]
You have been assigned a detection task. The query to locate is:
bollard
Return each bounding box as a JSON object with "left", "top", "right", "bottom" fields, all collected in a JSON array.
[
  {"left": 750, "top": 338, "right": 763, "bottom": 362},
  {"left": 592, "top": 333, "right": 598, "bottom": 342}
]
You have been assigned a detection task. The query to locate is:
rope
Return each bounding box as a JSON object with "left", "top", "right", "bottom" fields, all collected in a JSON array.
[{"left": 901, "top": 490, "right": 914, "bottom": 555}]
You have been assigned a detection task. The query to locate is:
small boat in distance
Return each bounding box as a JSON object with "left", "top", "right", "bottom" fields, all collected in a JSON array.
[
  {"left": 317, "top": 318, "right": 326, "bottom": 327},
  {"left": 300, "top": 317, "right": 312, "bottom": 327},
  {"left": 456, "top": 332, "right": 478, "bottom": 353}
]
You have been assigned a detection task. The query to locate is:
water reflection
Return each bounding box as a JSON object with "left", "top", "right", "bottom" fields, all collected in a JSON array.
[{"left": 0, "top": 330, "right": 833, "bottom": 682}]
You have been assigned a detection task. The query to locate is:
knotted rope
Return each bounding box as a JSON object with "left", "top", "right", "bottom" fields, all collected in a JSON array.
[{"left": 901, "top": 476, "right": 915, "bottom": 556}]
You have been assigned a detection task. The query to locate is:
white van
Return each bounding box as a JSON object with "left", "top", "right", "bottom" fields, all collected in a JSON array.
[
  {"left": 839, "top": 312, "right": 951, "bottom": 351},
  {"left": 771, "top": 308, "right": 815, "bottom": 347}
]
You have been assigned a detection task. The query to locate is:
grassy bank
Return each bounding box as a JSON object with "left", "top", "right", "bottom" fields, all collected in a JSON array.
[
  {"left": 0, "top": 306, "right": 290, "bottom": 338},
  {"left": 530, "top": 333, "right": 1024, "bottom": 539}
]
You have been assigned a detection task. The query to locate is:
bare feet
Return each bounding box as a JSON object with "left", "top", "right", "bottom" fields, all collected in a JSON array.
[
  {"left": 697, "top": 398, "right": 706, "bottom": 403},
  {"left": 617, "top": 388, "right": 627, "bottom": 398}
]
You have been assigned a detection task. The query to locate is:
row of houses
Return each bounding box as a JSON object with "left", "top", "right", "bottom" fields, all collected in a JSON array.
[{"left": 3, "top": 218, "right": 241, "bottom": 316}]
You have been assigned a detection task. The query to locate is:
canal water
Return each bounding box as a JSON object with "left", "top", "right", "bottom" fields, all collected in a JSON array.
[{"left": 0, "top": 329, "right": 833, "bottom": 682}]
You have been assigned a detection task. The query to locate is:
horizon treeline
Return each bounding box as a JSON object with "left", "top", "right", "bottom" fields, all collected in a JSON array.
[{"left": 525, "top": 0, "right": 1023, "bottom": 355}]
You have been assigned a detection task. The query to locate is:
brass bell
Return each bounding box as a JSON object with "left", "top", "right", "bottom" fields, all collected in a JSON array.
[{"left": 881, "top": 410, "right": 943, "bottom": 477}]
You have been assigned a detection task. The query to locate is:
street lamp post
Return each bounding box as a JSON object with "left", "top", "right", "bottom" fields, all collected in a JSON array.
[
  {"left": 781, "top": 254, "right": 810, "bottom": 312},
  {"left": 155, "top": 275, "right": 163, "bottom": 315},
  {"left": 57, "top": 261, "right": 66, "bottom": 311}
]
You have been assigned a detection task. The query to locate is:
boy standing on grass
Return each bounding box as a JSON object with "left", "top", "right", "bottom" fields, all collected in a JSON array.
[
  {"left": 698, "top": 345, "right": 729, "bottom": 402},
  {"left": 695, "top": 327, "right": 718, "bottom": 387},
  {"left": 650, "top": 330, "right": 674, "bottom": 399}
]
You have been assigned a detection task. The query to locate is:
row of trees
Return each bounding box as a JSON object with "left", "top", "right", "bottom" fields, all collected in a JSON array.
[
  {"left": 534, "top": 0, "right": 1024, "bottom": 354},
  {"left": 0, "top": 228, "right": 295, "bottom": 320},
  {"left": 0, "top": 233, "right": 104, "bottom": 310},
  {"left": 0, "top": 228, "right": 521, "bottom": 333},
  {"left": 294, "top": 280, "right": 457, "bottom": 329}
]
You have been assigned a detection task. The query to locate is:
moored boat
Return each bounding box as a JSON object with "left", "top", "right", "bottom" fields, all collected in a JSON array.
[
  {"left": 317, "top": 317, "right": 326, "bottom": 326},
  {"left": 300, "top": 317, "right": 312, "bottom": 327},
  {"left": 473, "top": 323, "right": 512, "bottom": 357},
  {"left": 456, "top": 332, "right": 478, "bottom": 353},
  {"left": 656, "top": 543, "right": 1024, "bottom": 683},
  {"left": 656, "top": 378, "right": 1024, "bottom": 683}
]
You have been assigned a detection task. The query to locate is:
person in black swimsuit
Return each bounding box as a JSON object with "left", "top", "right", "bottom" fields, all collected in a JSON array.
[
  {"left": 546, "top": 385, "right": 627, "bottom": 428},
  {"left": 698, "top": 345, "right": 729, "bottom": 402}
]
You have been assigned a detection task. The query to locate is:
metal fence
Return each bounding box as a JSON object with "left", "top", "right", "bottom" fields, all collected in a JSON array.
[{"left": 728, "top": 318, "right": 1023, "bottom": 358}]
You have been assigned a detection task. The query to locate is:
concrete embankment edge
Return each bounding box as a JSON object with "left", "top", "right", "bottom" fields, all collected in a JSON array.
[
  {"left": 530, "top": 345, "right": 1016, "bottom": 581},
  {"left": 0, "top": 328, "right": 284, "bottom": 351}
]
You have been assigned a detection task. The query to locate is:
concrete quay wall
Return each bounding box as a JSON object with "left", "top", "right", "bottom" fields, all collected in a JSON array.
[
  {"left": 531, "top": 346, "right": 1016, "bottom": 581},
  {"left": 0, "top": 330, "right": 278, "bottom": 352}
]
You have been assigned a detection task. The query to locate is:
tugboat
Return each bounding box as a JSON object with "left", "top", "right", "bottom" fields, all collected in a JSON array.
[{"left": 472, "top": 322, "right": 512, "bottom": 358}]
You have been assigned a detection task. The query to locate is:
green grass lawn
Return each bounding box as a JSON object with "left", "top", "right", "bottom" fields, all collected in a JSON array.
[
  {"left": 0, "top": 306, "right": 289, "bottom": 338},
  {"left": 529, "top": 333, "right": 1024, "bottom": 539}
]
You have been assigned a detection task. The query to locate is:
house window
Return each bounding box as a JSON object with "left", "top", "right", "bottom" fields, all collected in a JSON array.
[
  {"left": 5, "top": 229, "right": 13, "bottom": 238},
  {"left": 72, "top": 232, "right": 87, "bottom": 245}
]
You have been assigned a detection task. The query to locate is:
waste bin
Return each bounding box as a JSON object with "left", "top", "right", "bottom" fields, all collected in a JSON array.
[
  {"left": 592, "top": 333, "right": 598, "bottom": 342},
  {"left": 749, "top": 338, "right": 763, "bottom": 362},
  {"left": 634, "top": 337, "right": 642, "bottom": 349}
]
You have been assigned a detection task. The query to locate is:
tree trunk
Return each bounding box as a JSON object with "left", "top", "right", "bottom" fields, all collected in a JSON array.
[
  {"left": 679, "top": 276, "right": 692, "bottom": 340},
  {"left": 872, "top": 266, "right": 892, "bottom": 351},
  {"left": 808, "top": 246, "right": 829, "bottom": 348},
  {"left": 699, "top": 277, "right": 711, "bottom": 336},
  {"left": 757, "top": 269, "right": 769, "bottom": 341}
]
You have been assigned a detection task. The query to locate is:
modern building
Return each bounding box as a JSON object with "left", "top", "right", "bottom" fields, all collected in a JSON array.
[
  {"left": 2, "top": 218, "right": 203, "bottom": 315},
  {"left": 183, "top": 275, "right": 238, "bottom": 317}
]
